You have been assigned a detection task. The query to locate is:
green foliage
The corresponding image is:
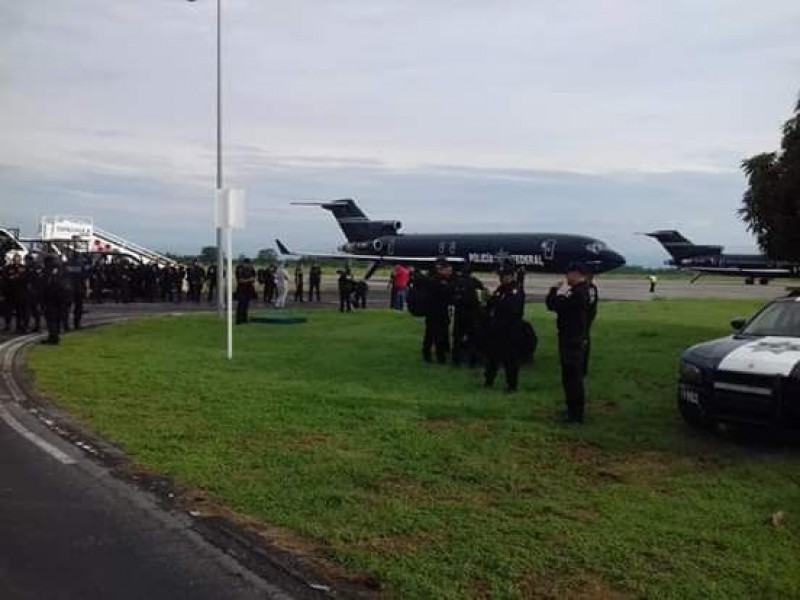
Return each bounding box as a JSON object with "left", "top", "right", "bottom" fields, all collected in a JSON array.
[
  {"left": 740, "top": 92, "right": 800, "bottom": 261},
  {"left": 28, "top": 302, "right": 800, "bottom": 598},
  {"left": 257, "top": 248, "right": 278, "bottom": 263},
  {"left": 200, "top": 245, "right": 218, "bottom": 263}
]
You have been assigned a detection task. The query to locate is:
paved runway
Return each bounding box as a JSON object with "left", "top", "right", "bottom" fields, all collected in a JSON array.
[{"left": 360, "top": 274, "right": 797, "bottom": 303}]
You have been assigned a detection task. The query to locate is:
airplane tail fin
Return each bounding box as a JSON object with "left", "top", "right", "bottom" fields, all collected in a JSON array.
[
  {"left": 291, "top": 199, "right": 401, "bottom": 242},
  {"left": 275, "top": 239, "right": 292, "bottom": 255},
  {"left": 645, "top": 230, "right": 723, "bottom": 262}
]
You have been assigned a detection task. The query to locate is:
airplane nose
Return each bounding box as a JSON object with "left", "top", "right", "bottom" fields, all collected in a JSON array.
[{"left": 602, "top": 249, "right": 626, "bottom": 271}]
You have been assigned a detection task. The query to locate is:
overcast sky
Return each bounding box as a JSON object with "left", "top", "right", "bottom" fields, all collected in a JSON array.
[{"left": 2, "top": 0, "right": 799, "bottom": 266}]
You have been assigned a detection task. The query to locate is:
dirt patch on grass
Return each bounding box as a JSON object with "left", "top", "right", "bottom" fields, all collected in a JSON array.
[
  {"left": 520, "top": 572, "right": 629, "bottom": 599},
  {"left": 420, "top": 417, "right": 462, "bottom": 432},
  {"left": 289, "top": 432, "right": 333, "bottom": 449},
  {"left": 359, "top": 531, "right": 444, "bottom": 555},
  {"left": 561, "top": 442, "right": 699, "bottom": 490}
]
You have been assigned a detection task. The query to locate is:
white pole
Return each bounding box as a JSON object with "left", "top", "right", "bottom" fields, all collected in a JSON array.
[{"left": 226, "top": 227, "right": 233, "bottom": 359}]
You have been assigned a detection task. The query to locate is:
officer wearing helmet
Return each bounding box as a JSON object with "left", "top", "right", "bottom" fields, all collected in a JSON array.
[
  {"left": 41, "top": 254, "right": 69, "bottom": 345},
  {"left": 451, "top": 263, "right": 485, "bottom": 367},
  {"left": 422, "top": 257, "right": 454, "bottom": 363},
  {"left": 484, "top": 262, "right": 526, "bottom": 392},
  {"left": 546, "top": 262, "right": 592, "bottom": 423}
]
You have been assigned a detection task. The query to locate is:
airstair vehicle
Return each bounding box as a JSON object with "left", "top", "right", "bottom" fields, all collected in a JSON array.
[{"left": 1, "top": 217, "right": 176, "bottom": 266}]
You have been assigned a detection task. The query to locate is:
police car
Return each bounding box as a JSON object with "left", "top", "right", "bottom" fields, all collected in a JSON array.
[{"left": 678, "top": 292, "right": 800, "bottom": 429}]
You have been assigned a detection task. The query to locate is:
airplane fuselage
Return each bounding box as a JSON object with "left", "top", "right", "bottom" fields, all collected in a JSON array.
[{"left": 341, "top": 232, "right": 625, "bottom": 274}]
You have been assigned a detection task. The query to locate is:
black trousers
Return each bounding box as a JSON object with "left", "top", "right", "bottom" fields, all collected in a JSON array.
[
  {"left": 44, "top": 303, "right": 62, "bottom": 344},
  {"left": 236, "top": 284, "right": 255, "bottom": 323},
  {"left": 12, "top": 291, "right": 28, "bottom": 331},
  {"left": 452, "top": 311, "right": 480, "bottom": 366},
  {"left": 423, "top": 316, "right": 450, "bottom": 363},
  {"left": 484, "top": 353, "right": 519, "bottom": 390},
  {"left": 559, "top": 338, "right": 586, "bottom": 421},
  {"left": 583, "top": 333, "right": 591, "bottom": 376},
  {"left": 207, "top": 282, "right": 216, "bottom": 303},
  {"left": 73, "top": 291, "right": 85, "bottom": 329},
  {"left": 339, "top": 289, "right": 351, "bottom": 312},
  {"left": 308, "top": 280, "right": 321, "bottom": 302},
  {"left": 236, "top": 295, "right": 251, "bottom": 324},
  {"left": 294, "top": 283, "right": 304, "bottom": 302},
  {"left": 27, "top": 296, "right": 41, "bottom": 331}
]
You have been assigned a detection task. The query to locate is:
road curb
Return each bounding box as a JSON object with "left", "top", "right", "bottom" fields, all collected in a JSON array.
[{"left": 4, "top": 313, "right": 380, "bottom": 600}]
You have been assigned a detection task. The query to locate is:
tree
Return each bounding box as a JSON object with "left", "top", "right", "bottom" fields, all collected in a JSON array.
[
  {"left": 739, "top": 92, "right": 800, "bottom": 261},
  {"left": 257, "top": 248, "right": 278, "bottom": 263},
  {"left": 200, "top": 245, "right": 218, "bottom": 263}
]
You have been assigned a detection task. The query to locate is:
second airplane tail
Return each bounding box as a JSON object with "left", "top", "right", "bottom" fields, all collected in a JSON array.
[{"left": 645, "top": 230, "right": 723, "bottom": 263}]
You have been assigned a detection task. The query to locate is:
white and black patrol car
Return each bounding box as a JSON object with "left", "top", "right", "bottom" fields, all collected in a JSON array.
[{"left": 678, "top": 292, "right": 800, "bottom": 429}]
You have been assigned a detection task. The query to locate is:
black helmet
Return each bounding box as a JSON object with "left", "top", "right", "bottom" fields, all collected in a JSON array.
[{"left": 566, "top": 261, "right": 590, "bottom": 275}]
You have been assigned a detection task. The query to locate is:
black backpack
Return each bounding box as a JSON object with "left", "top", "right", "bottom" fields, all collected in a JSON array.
[{"left": 406, "top": 281, "right": 429, "bottom": 317}]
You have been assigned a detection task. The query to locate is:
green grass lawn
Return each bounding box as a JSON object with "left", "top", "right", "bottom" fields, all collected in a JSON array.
[{"left": 28, "top": 300, "right": 800, "bottom": 599}]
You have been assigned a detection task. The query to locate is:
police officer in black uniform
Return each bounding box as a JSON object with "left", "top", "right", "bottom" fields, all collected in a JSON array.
[
  {"left": 187, "top": 260, "right": 205, "bottom": 302},
  {"left": 293, "top": 264, "right": 304, "bottom": 302},
  {"left": 5, "top": 254, "right": 27, "bottom": 332},
  {"left": 235, "top": 258, "right": 257, "bottom": 324},
  {"left": 263, "top": 265, "right": 276, "bottom": 304},
  {"left": 584, "top": 272, "right": 599, "bottom": 375},
  {"left": 23, "top": 255, "right": 43, "bottom": 333},
  {"left": 484, "top": 263, "right": 525, "bottom": 391},
  {"left": 65, "top": 251, "right": 89, "bottom": 329},
  {"left": 337, "top": 268, "right": 354, "bottom": 313},
  {"left": 206, "top": 263, "right": 218, "bottom": 303},
  {"left": 41, "top": 254, "right": 69, "bottom": 345},
  {"left": 422, "top": 257, "right": 454, "bottom": 364},
  {"left": 546, "top": 262, "right": 592, "bottom": 424},
  {"left": 451, "top": 264, "right": 485, "bottom": 367},
  {"left": 308, "top": 262, "right": 322, "bottom": 302}
]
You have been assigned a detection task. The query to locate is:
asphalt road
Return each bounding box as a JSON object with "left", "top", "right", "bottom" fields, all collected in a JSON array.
[{"left": 0, "top": 306, "right": 326, "bottom": 600}]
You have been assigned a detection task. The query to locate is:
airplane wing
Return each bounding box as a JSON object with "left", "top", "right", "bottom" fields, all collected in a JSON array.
[
  {"left": 275, "top": 239, "right": 464, "bottom": 264},
  {"left": 689, "top": 266, "right": 795, "bottom": 278}
]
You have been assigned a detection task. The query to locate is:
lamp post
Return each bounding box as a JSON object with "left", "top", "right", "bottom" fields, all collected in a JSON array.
[{"left": 188, "top": 0, "right": 224, "bottom": 314}]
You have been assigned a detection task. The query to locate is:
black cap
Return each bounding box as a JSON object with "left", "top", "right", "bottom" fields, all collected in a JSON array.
[
  {"left": 434, "top": 256, "right": 449, "bottom": 267},
  {"left": 566, "top": 261, "right": 590, "bottom": 275}
]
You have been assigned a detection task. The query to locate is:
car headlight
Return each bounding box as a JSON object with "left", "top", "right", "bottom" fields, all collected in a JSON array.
[{"left": 679, "top": 361, "right": 705, "bottom": 384}]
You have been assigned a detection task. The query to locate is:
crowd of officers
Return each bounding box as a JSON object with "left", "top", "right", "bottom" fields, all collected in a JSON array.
[
  {"left": 1, "top": 253, "right": 334, "bottom": 340},
  {"left": 233, "top": 260, "right": 369, "bottom": 323},
  {"left": 4, "top": 250, "right": 598, "bottom": 421},
  {"left": 411, "top": 257, "right": 598, "bottom": 424},
  {"left": 1, "top": 252, "right": 89, "bottom": 345}
]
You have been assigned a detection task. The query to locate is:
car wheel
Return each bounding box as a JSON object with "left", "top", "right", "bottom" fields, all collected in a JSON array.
[{"left": 678, "top": 397, "right": 715, "bottom": 430}]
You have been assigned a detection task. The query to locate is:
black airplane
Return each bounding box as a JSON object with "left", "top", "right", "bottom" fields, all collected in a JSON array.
[
  {"left": 646, "top": 230, "right": 800, "bottom": 284},
  {"left": 276, "top": 199, "right": 625, "bottom": 277}
]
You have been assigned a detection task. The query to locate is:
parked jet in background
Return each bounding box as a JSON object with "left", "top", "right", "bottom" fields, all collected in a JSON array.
[
  {"left": 277, "top": 199, "right": 625, "bottom": 277},
  {"left": 646, "top": 230, "right": 800, "bottom": 284}
]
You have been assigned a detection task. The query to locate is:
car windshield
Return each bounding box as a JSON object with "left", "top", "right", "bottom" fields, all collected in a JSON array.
[{"left": 741, "top": 300, "right": 800, "bottom": 337}]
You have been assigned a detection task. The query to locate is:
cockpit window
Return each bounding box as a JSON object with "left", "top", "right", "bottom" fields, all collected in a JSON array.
[
  {"left": 585, "top": 241, "right": 606, "bottom": 254},
  {"left": 742, "top": 302, "right": 800, "bottom": 337}
]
